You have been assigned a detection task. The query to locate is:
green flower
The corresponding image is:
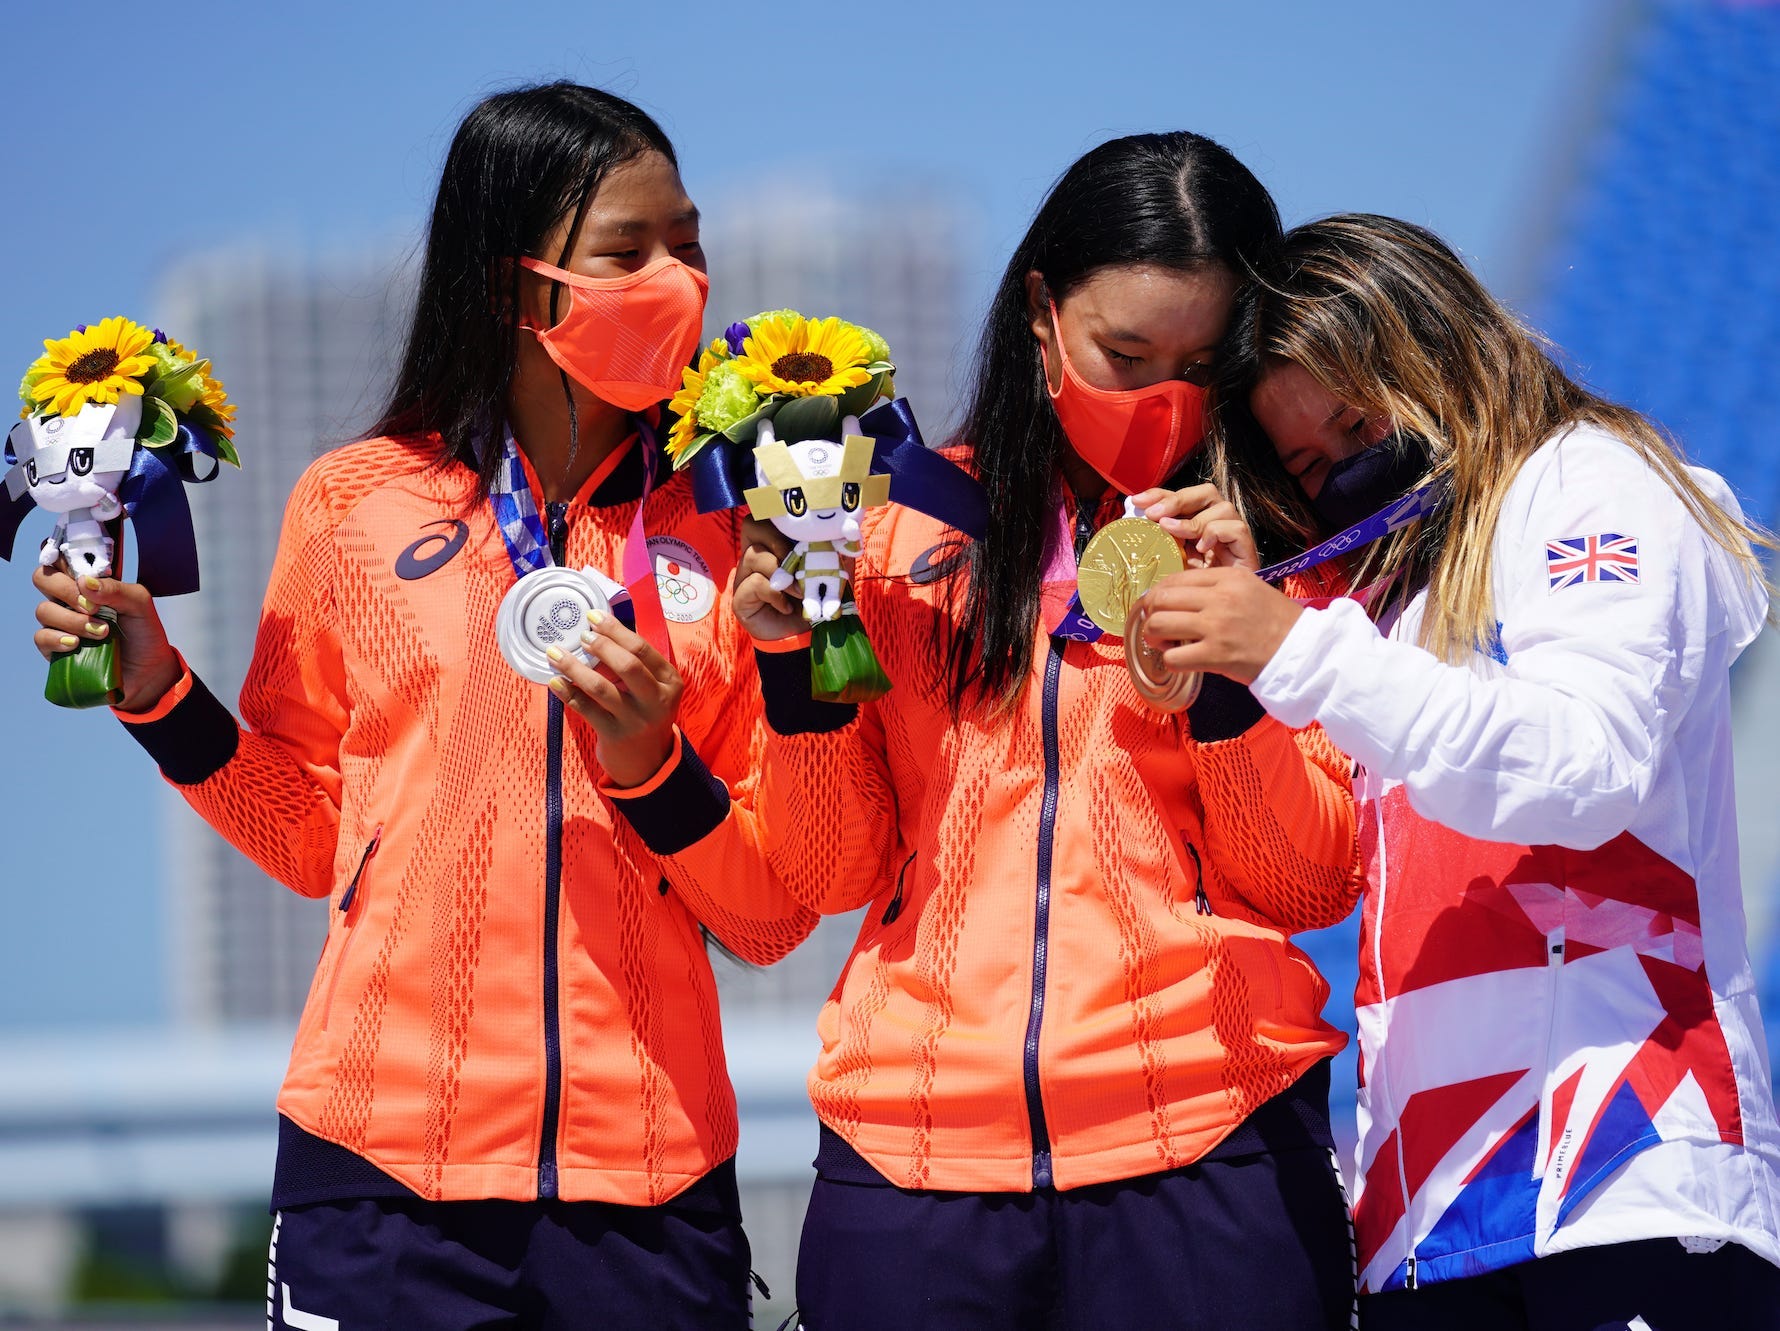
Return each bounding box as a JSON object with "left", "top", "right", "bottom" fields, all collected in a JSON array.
[
  {"left": 18, "top": 360, "right": 49, "bottom": 418},
  {"left": 744, "top": 308, "right": 801, "bottom": 330},
  {"left": 695, "top": 362, "right": 762, "bottom": 433},
  {"left": 852, "top": 323, "right": 891, "bottom": 366}
]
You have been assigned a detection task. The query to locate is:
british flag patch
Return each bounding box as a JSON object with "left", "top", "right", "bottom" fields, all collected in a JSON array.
[{"left": 1546, "top": 533, "right": 1640, "bottom": 591}]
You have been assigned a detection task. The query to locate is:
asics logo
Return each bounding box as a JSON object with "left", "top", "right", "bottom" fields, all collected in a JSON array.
[
  {"left": 395, "top": 520, "right": 470, "bottom": 580},
  {"left": 907, "top": 540, "right": 962, "bottom": 586}
]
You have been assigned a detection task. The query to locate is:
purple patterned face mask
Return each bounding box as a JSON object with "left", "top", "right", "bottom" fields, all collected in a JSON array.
[{"left": 1310, "top": 431, "right": 1434, "bottom": 534}]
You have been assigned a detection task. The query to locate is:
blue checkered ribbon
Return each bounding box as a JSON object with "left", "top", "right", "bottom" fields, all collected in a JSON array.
[{"left": 488, "top": 428, "right": 552, "bottom": 576}]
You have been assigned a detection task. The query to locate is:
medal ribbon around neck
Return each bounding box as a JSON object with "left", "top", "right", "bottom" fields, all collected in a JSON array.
[{"left": 488, "top": 417, "right": 676, "bottom": 662}]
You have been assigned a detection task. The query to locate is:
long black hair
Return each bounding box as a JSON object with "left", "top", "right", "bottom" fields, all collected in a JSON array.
[
  {"left": 371, "top": 82, "right": 677, "bottom": 496},
  {"left": 941, "top": 132, "right": 1283, "bottom": 715}
]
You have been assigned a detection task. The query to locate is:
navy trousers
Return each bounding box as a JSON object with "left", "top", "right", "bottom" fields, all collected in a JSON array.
[
  {"left": 1359, "top": 1236, "right": 1780, "bottom": 1331},
  {"left": 267, "top": 1162, "right": 753, "bottom": 1330},
  {"left": 793, "top": 1066, "right": 1356, "bottom": 1330}
]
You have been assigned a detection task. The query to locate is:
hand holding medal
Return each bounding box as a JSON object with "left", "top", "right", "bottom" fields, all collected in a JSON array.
[
  {"left": 1105, "top": 484, "right": 1273, "bottom": 709},
  {"left": 1127, "top": 474, "right": 1446, "bottom": 688},
  {"left": 1075, "top": 510, "right": 1200, "bottom": 711}
]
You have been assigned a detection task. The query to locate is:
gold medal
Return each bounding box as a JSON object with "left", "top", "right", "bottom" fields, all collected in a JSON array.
[
  {"left": 1124, "top": 599, "right": 1201, "bottom": 712},
  {"left": 1076, "top": 517, "right": 1185, "bottom": 635}
]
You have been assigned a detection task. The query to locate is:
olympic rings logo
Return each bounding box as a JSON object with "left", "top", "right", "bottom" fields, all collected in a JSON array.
[{"left": 657, "top": 574, "right": 701, "bottom": 605}]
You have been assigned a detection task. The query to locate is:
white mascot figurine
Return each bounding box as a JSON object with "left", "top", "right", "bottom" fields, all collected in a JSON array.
[
  {"left": 5, "top": 394, "right": 141, "bottom": 580},
  {"left": 744, "top": 415, "right": 893, "bottom": 702}
]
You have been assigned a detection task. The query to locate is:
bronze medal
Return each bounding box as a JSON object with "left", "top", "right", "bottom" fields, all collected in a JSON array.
[
  {"left": 1124, "top": 599, "right": 1201, "bottom": 712},
  {"left": 1076, "top": 517, "right": 1185, "bottom": 635}
]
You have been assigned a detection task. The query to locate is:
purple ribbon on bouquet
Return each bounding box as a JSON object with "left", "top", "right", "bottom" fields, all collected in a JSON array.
[{"left": 689, "top": 397, "right": 988, "bottom": 540}]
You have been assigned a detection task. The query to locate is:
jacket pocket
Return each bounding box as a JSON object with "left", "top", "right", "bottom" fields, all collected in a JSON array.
[{"left": 322, "top": 827, "right": 382, "bottom": 1032}]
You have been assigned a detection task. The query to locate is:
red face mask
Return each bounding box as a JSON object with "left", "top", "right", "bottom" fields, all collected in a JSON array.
[
  {"left": 519, "top": 256, "right": 710, "bottom": 413},
  {"left": 1042, "top": 302, "right": 1208, "bottom": 494}
]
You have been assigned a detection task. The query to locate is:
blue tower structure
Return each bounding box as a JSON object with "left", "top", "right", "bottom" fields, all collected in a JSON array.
[
  {"left": 1536, "top": 0, "right": 1780, "bottom": 528},
  {"left": 1535, "top": 0, "right": 1780, "bottom": 1086}
]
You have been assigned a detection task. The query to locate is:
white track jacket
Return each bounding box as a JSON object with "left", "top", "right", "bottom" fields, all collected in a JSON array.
[{"left": 1251, "top": 423, "right": 1780, "bottom": 1293}]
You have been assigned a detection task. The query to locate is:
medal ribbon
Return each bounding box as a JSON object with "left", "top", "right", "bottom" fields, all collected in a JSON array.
[
  {"left": 1044, "top": 476, "right": 1447, "bottom": 644},
  {"left": 621, "top": 417, "right": 674, "bottom": 663},
  {"left": 488, "top": 419, "right": 676, "bottom": 661},
  {"left": 1039, "top": 494, "right": 1115, "bottom": 644}
]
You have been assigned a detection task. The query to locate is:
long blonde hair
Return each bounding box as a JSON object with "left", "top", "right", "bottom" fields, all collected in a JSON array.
[{"left": 1209, "top": 214, "right": 1774, "bottom": 662}]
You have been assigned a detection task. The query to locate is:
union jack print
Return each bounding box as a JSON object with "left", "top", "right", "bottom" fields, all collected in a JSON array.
[
  {"left": 1546, "top": 533, "right": 1640, "bottom": 591},
  {"left": 1351, "top": 786, "right": 1741, "bottom": 1294}
]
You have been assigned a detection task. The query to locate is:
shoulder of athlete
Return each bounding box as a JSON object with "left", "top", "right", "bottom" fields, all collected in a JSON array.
[
  {"left": 850, "top": 439, "right": 979, "bottom": 584},
  {"left": 1496, "top": 422, "right": 1766, "bottom": 638},
  {"left": 292, "top": 434, "right": 454, "bottom": 524}
]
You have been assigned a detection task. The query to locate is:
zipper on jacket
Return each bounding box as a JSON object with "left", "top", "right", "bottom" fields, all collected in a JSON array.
[
  {"left": 1016, "top": 492, "right": 1097, "bottom": 1189},
  {"left": 1537, "top": 928, "right": 1568, "bottom": 1194},
  {"left": 323, "top": 826, "right": 382, "bottom": 1031},
  {"left": 538, "top": 500, "right": 570, "bottom": 1201},
  {"left": 338, "top": 826, "right": 382, "bottom": 914},
  {"left": 1183, "top": 840, "right": 1210, "bottom": 915},
  {"left": 1072, "top": 494, "right": 1096, "bottom": 561},
  {"left": 880, "top": 852, "right": 917, "bottom": 927},
  {"left": 1023, "top": 638, "right": 1067, "bottom": 1189}
]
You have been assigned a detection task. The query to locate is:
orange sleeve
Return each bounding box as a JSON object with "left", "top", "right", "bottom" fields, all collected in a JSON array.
[
  {"left": 121, "top": 462, "right": 349, "bottom": 900},
  {"left": 755, "top": 695, "right": 903, "bottom": 916},
  {"left": 1192, "top": 717, "right": 1363, "bottom": 933},
  {"left": 635, "top": 506, "right": 903, "bottom": 921},
  {"left": 604, "top": 565, "right": 820, "bottom": 965},
  {"left": 744, "top": 513, "right": 909, "bottom": 916}
]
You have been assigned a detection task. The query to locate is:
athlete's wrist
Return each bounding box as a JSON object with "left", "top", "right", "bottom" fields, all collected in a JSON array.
[{"left": 598, "top": 724, "right": 677, "bottom": 790}]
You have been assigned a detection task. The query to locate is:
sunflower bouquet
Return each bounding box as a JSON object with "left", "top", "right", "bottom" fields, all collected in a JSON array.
[
  {"left": 5, "top": 316, "right": 239, "bottom": 707},
  {"left": 668, "top": 310, "right": 897, "bottom": 702},
  {"left": 18, "top": 317, "right": 239, "bottom": 460},
  {"left": 664, "top": 309, "right": 894, "bottom": 468}
]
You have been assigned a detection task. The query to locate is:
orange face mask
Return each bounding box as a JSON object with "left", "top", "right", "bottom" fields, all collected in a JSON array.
[
  {"left": 1043, "top": 302, "right": 1208, "bottom": 494},
  {"left": 519, "top": 256, "right": 710, "bottom": 413}
]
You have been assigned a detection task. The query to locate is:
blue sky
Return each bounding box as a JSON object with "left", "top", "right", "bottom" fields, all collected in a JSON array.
[{"left": 0, "top": 0, "right": 1616, "bottom": 1027}]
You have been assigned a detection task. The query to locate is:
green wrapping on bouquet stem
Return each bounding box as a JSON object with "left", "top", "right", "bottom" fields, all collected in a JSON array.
[
  {"left": 45, "top": 612, "right": 123, "bottom": 709},
  {"left": 810, "top": 615, "right": 891, "bottom": 703}
]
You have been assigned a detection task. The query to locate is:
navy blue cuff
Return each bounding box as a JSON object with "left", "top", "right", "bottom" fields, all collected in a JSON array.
[
  {"left": 610, "top": 739, "right": 730, "bottom": 855},
  {"left": 1187, "top": 672, "right": 1267, "bottom": 744},
  {"left": 756, "top": 646, "right": 857, "bottom": 736},
  {"left": 119, "top": 672, "right": 240, "bottom": 785}
]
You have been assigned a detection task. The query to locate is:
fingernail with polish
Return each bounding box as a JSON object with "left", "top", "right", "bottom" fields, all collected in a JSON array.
[
  {"left": 586, "top": 609, "right": 604, "bottom": 627},
  {"left": 548, "top": 676, "right": 570, "bottom": 693},
  {"left": 86, "top": 621, "right": 106, "bottom": 635},
  {"left": 58, "top": 635, "right": 78, "bottom": 649},
  {"left": 81, "top": 576, "right": 100, "bottom": 590},
  {"left": 77, "top": 596, "right": 91, "bottom": 613},
  {"left": 545, "top": 646, "right": 564, "bottom": 661}
]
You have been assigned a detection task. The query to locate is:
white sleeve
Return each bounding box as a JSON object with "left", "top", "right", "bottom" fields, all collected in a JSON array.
[{"left": 1250, "top": 430, "right": 1747, "bottom": 850}]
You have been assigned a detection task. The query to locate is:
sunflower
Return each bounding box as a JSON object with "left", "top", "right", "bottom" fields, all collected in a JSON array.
[
  {"left": 733, "top": 315, "right": 873, "bottom": 399},
  {"left": 195, "top": 371, "right": 237, "bottom": 438},
  {"left": 666, "top": 365, "right": 703, "bottom": 461},
  {"left": 29, "top": 317, "right": 158, "bottom": 418},
  {"left": 665, "top": 339, "right": 730, "bottom": 462}
]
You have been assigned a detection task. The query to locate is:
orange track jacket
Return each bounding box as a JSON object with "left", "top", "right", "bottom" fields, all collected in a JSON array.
[
  {"left": 117, "top": 434, "right": 817, "bottom": 1206},
  {"left": 740, "top": 480, "right": 1363, "bottom": 1193}
]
